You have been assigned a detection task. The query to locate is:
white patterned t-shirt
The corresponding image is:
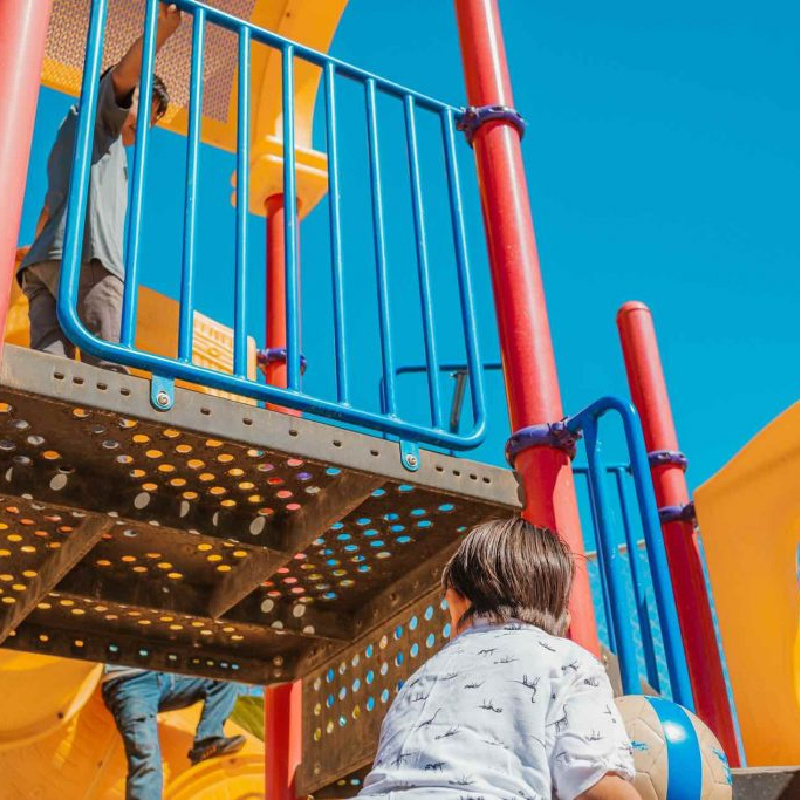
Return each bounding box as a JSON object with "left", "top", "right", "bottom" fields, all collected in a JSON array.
[{"left": 359, "top": 620, "right": 634, "bottom": 800}]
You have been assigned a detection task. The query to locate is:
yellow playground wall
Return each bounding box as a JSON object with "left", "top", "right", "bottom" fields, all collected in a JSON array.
[
  {"left": 0, "top": 651, "right": 265, "bottom": 799},
  {"left": 695, "top": 399, "right": 800, "bottom": 766}
]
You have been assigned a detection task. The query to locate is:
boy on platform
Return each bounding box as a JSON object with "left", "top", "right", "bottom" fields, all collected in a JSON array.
[{"left": 17, "top": 3, "right": 181, "bottom": 368}]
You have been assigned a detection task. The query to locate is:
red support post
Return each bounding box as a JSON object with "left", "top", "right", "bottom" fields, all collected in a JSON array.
[
  {"left": 454, "top": 0, "right": 599, "bottom": 655},
  {"left": 0, "top": 0, "right": 52, "bottom": 357},
  {"left": 264, "top": 680, "right": 303, "bottom": 800},
  {"left": 617, "top": 301, "right": 740, "bottom": 764},
  {"left": 264, "top": 192, "right": 303, "bottom": 798},
  {"left": 264, "top": 193, "right": 300, "bottom": 413}
]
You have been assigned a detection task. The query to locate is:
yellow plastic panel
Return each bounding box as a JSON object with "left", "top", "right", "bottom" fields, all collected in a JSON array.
[
  {"left": 239, "top": 135, "right": 329, "bottom": 217},
  {"left": 0, "top": 651, "right": 101, "bottom": 751},
  {"left": 0, "top": 652, "right": 265, "bottom": 799},
  {"left": 694, "top": 400, "right": 800, "bottom": 766},
  {"left": 166, "top": 754, "right": 266, "bottom": 799}
]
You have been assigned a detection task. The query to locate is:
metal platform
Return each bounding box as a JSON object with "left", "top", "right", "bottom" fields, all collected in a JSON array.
[
  {"left": 733, "top": 768, "right": 800, "bottom": 800},
  {"left": 0, "top": 347, "right": 519, "bottom": 693}
]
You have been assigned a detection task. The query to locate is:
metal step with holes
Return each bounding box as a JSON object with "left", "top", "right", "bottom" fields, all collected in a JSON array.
[
  {"left": 733, "top": 768, "right": 800, "bottom": 800},
  {"left": 0, "top": 346, "right": 520, "bottom": 686}
]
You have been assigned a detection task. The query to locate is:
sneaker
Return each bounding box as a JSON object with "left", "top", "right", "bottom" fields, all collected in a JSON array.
[{"left": 188, "top": 735, "right": 246, "bottom": 765}]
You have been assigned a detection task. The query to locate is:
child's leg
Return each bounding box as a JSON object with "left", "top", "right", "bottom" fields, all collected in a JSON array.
[
  {"left": 101, "top": 672, "right": 163, "bottom": 800},
  {"left": 22, "top": 261, "right": 76, "bottom": 358},
  {"left": 78, "top": 259, "right": 127, "bottom": 370}
]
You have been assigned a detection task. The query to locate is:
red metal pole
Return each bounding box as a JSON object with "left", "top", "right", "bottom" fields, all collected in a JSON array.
[
  {"left": 265, "top": 194, "right": 287, "bottom": 388},
  {"left": 264, "top": 192, "right": 303, "bottom": 798},
  {"left": 454, "top": 0, "right": 599, "bottom": 655},
  {"left": 264, "top": 193, "right": 301, "bottom": 415},
  {"left": 617, "top": 300, "right": 740, "bottom": 764},
  {"left": 0, "top": 0, "right": 52, "bottom": 357},
  {"left": 264, "top": 680, "right": 303, "bottom": 800}
]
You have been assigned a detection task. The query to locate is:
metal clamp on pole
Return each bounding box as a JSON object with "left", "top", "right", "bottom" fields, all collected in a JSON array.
[
  {"left": 658, "top": 501, "right": 696, "bottom": 524},
  {"left": 257, "top": 348, "right": 308, "bottom": 377},
  {"left": 506, "top": 421, "right": 580, "bottom": 466},
  {"left": 456, "top": 104, "right": 527, "bottom": 146},
  {"left": 648, "top": 449, "right": 688, "bottom": 471}
]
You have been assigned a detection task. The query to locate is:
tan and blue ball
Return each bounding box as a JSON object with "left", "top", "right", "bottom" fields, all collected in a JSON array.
[{"left": 615, "top": 695, "right": 732, "bottom": 800}]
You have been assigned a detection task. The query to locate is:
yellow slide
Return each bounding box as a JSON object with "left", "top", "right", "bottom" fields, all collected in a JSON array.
[
  {"left": 694, "top": 400, "right": 800, "bottom": 766},
  {"left": 0, "top": 651, "right": 265, "bottom": 798}
]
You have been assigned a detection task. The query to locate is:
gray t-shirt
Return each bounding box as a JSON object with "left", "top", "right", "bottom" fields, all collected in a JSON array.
[{"left": 21, "top": 71, "right": 132, "bottom": 280}]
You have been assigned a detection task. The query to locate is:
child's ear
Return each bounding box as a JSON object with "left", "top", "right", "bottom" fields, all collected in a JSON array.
[{"left": 444, "top": 588, "right": 470, "bottom": 635}]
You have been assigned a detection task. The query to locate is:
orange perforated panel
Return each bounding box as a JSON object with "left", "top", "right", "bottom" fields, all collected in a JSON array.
[{"left": 42, "top": 0, "right": 255, "bottom": 128}]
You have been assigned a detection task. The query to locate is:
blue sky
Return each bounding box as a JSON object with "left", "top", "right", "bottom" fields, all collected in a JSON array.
[{"left": 18, "top": 0, "right": 800, "bottom": 490}]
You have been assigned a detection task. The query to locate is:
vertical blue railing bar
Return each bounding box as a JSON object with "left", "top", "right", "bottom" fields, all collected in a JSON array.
[
  {"left": 404, "top": 95, "right": 442, "bottom": 430},
  {"left": 178, "top": 7, "right": 206, "bottom": 363},
  {"left": 233, "top": 25, "right": 251, "bottom": 377},
  {"left": 619, "top": 407, "right": 694, "bottom": 709},
  {"left": 281, "top": 44, "right": 300, "bottom": 391},
  {"left": 365, "top": 77, "right": 396, "bottom": 416},
  {"left": 441, "top": 108, "right": 486, "bottom": 433},
  {"left": 59, "top": 0, "right": 109, "bottom": 334},
  {"left": 582, "top": 422, "right": 640, "bottom": 694},
  {"left": 568, "top": 398, "right": 694, "bottom": 709},
  {"left": 613, "top": 466, "right": 661, "bottom": 691},
  {"left": 577, "top": 469, "right": 617, "bottom": 653},
  {"left": 323, "top": 62, "right": 348, "bottom": 405},
  {"left": 120, "top": 0, "right": 159, "bottom": 348}
]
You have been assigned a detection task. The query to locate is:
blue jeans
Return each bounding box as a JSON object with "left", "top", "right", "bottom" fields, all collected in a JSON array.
[{"left": 102, "top": 671, "right": 241, "bottom": 800}]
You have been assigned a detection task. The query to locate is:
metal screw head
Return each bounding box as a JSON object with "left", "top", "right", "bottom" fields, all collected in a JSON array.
[
  {"left": 156, "top": 391, "right": 170, "bottom": 407},
  {"left": 405, "top": 454, "right": 418, "bottom": 467}
]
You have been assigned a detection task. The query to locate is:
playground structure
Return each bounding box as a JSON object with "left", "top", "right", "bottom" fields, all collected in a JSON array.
[{"left": 0, "top": 0, "right": 796, "bottom": 797}]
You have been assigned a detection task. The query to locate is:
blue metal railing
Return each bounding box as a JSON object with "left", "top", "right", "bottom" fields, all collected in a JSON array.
[
  {"left": 392, "top": 361, "right": 502, "bottom": 434},
  {"left": 59, "top": 0, "right": 486, "bottom": 451},
  {"left": 568, "top": 397, "right": 694, "bottom": 709}
]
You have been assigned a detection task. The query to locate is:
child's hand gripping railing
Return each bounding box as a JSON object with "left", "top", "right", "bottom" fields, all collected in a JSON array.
[
  {"left": 567, "top": 397, "right": 694, "bottom": 707},
  {"left": 58, "top": 0, "right": 487, "bottom": 452}
]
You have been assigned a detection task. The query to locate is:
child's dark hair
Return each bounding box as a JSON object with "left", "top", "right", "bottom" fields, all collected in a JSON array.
[
  {"left": 441, "top": 518, "right": 574, "bottom": 636},
  {"left": 151, "top": 74, "right": 169, "bottom": 119},
  {"left": 99, "top": 68, "right": 169, "bottom": 119}
]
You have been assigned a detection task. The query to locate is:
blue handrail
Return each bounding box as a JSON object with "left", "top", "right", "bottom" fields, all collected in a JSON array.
[
  {"left": 179, "top": 5, "right": 205, "bottom": 364},
  {"left": 404, "top": 94, "right": 442, "bottom": 430},
  {"left": 323, "top": 61, "right": 348, "bottom": 406},
  {"left": 234, "top": 24, "right": 251, "bottom": 377},
  {"left": 612, "top": 465, "right": 661, "bottom": 691},
  {"left": 567, "top": 397, "right": 694, "bottom": 708},
  {"left": 58, "top": 0, "right": 487, "bottom": 451}
]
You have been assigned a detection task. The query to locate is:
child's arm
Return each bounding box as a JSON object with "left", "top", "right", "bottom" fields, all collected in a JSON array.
[
  {"left": 577, "top": 773, "right": 640, "bottom": 800},
  {"left": 548, "top": 650, "right": 636, "bottom": 800},
  {"left": 111, "top": 4, "right": 181, "bottom": 100}
]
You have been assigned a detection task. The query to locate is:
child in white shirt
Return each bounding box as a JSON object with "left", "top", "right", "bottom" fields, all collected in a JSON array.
[{"left": 359, "top": 518, "right": 638, "bottom": 800}]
